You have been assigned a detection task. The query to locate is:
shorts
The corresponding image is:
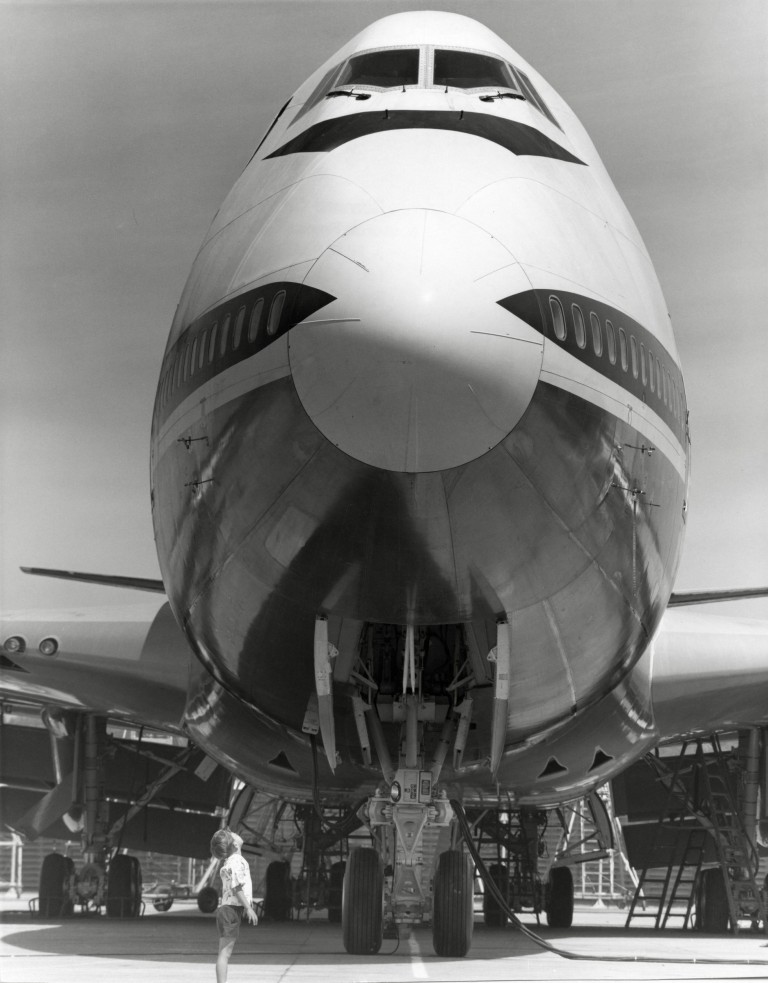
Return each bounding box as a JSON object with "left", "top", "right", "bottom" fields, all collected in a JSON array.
[{"left": 216, "top": 904, "right": 244, "bottom": 941}]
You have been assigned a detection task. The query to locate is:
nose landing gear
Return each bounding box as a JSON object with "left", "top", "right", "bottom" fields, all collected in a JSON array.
[
  {"left": 330, "top": 621, "right": 483, "bottom": 957},
  {"left": 340, "top": 694, "right": 474, "bottom": 954}
]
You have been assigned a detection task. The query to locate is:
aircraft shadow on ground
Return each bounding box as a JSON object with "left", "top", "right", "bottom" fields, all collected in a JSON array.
[{"left": 0, "top": 916, "right": 585, "bottom": 964}]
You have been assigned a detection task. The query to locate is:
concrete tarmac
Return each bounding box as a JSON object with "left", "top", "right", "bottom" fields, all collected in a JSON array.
[{"left": 3, "top": 894, "right": 768, "bottom": 983}]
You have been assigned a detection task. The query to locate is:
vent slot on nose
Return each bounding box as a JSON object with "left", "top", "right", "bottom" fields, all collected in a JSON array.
[
  {"left": 589, "top": 748, "right": 614, "bottom": 771},
  {"left": 538, "top": 756, "right": 567, "bottom": 778},
  {"left": 268, "top": 751, "right": 297, "bottom": 773}
]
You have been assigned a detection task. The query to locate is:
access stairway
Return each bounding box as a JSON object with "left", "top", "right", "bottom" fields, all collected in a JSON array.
[{"left": 624, "top": 736, "right": 766, "bottom": 933}]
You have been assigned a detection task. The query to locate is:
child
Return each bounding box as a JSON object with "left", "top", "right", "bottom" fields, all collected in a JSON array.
[{"left": 210, "top": 828, "right": 258, "bottom": 983}]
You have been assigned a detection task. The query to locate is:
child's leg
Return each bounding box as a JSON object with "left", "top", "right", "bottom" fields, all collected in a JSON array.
[
  {"left": 215, "top": 906, "right": 240, "bottom": 983},
  {"left": 216, "top": 937, "right": 235, "bottom": 983}
]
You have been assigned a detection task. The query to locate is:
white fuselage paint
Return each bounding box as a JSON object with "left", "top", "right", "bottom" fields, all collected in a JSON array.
[{"left": 150, "top": 11, "right": 690, "bottom": 804}]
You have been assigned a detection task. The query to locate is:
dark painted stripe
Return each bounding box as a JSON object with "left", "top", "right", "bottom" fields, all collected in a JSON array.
[
  {"left": 155, "top": 282, "right": 335, "bottom": 428},
  {"left": 266, "top": 110, "right": 585, "bottom": 165},
  {"left": 0, "top": 655, "right": 29, "bottom": 672},
  {"left": 498, "top": 289, "right": 688, "bottom": 446}
]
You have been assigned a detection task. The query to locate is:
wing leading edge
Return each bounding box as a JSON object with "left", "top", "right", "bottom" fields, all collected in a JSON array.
[{"left": 651, "top": 607, "right": 768, "bottom": 740}]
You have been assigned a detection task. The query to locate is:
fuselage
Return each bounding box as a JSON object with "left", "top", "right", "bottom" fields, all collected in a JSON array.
[{"left": 150, "top": 12, "right": 690, "bottom": 804}]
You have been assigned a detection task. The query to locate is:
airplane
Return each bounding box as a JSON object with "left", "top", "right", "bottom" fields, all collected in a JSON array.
[{"left": 2, "top": 9, "right": 768, "bottom": 957}]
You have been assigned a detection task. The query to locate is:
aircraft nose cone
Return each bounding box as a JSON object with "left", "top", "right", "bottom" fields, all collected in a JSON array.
[{"left": 290, "top": 209, "right": 543, "bottom": 472}]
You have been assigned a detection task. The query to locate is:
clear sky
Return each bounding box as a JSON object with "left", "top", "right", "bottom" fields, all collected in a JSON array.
[{"left": 1, "top": 0, "right": 766, "bottom": 618}]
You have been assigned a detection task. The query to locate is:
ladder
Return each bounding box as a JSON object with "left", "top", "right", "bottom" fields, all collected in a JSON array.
[
  {"left": 625, "top": 822, "right": 707, "bottom": 929},
  {"left": 696, "top": 736, "right": 766, "bottom": 932},
  {"left": 625, "top": 736, "right": 767, "bottom": 932}
]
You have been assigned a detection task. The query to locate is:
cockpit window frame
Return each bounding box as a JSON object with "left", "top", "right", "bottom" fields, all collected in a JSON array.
[
  {"left": 427, "top": 44, "right": 524, "bottom": 99},
  {"left": 426, "top": 45, "right": 522, "bottom": 97},
  {"left": 295, "top": 45, "right": 424, "bottom": 120},
  {"left": 509, "top": 66, "right": 561, "bottom": 129},
  {"left": 290, "top": 44, "right": 426, "bottom": 126},
  {"left": 333, "top": 45, "right": 423, "bottom": 92}
]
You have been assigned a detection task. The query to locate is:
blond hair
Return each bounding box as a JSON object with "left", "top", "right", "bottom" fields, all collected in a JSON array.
[{"left": 210, "top": 827, "right": 236, "bottom": 860}]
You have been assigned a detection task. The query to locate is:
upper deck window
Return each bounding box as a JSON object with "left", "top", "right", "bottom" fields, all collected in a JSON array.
[
  {"left": 220, "top": 314, "right": 231, "bottom": 356},
  {"left": 571, "top": 304, "right": 586, "bottom": 349},
  {"left": 336, "top": 49, "right": 419, "bottom": 89},
  {"left": 590, "top": 312, "right": 603, "bottom": 356},
  {"left": 248, "top": 298, "right": 264, "bottom": 343},
  {"left": 618, "top": 327, "right": 628, "bottom": 371},
  {"left": 208, "top": 323, "right": 218, "bottom": 363},
  {"left": 233, "top": 306, "right": 246, "bottom": 349},
  {"left": 434, "top": 49, "right": 517, "bottom": 91},
  {"left": 549, "top": 295, "right": 566, "bottom": 341},
  {"left": 267, "top": 291, "right": 286, "bottom": 337}
]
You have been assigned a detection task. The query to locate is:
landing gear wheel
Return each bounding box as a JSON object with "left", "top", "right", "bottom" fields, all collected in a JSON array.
[
  {"left": 197, "top": 886, "right": 219, "bottom": 913},
  {"left": 483, "top": 862, "right": 509, "bottom": 927},
  {"left": 264, "top": 860, "right": 291, "bottom": 921},
  {"left": 107, "top": 854, "right": 142, "bottom": 917},
  {"left": 39, "top": 853, "right": 74, "bottom": 917},
  {"left": 545, "top": 866, "right": 573, "bottom": 928},
  {"left": 328, "top": 860, "right": 346, "bottom": 923},
  {"left": 342, "top": 848, "right": 383, "bottom": 955},
  {"left": 432, "top": 850, "right": 474, "bottom": 957},
  {"left": 696, "top": 867, "right": 729, "bottom": 933}
]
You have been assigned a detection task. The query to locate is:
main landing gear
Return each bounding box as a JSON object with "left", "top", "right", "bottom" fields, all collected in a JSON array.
[
  {"left": 24, "top": 708, "right": 229, "bottom": 918},
  {"left": 34, "top": 715, "right": 144, "bottom": 917}
]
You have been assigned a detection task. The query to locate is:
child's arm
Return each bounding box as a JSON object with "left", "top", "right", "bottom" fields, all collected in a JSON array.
[{"left": 233, "top": 884, "right": 258, "bottom": 924}]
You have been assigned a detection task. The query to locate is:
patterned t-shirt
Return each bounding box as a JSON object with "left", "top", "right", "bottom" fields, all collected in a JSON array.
[{"left": 219, "top": 853, "right": 253, "bottom": 907}]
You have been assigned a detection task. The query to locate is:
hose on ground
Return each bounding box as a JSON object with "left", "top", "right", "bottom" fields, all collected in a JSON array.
[{"left": 450, "top": 799, "right": 768, "bottom": 966}]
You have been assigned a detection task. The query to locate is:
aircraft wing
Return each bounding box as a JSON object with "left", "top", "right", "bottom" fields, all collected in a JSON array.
[
  {"left": 668, "top": 586, "right": 768, "bottom": 607},
  {"left": 1, "top": 599, "right": 187, "bottom": 728},
  {"left": 20, "top": 566, "right": 166, "bottom": 594},
  {"left": 0, "top": 601, "right": 231, "bottom": 858},
  {"left": 651, "top": 607, "right": 768, "bottom": 740}
]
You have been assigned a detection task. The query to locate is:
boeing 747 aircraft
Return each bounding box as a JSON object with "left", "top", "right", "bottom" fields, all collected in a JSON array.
[{"left": 2, "top": 11, "right": 768, "bottom": 956}]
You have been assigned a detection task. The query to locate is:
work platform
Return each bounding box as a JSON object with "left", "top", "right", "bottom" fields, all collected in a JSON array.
[{"left": 3, "top": 894, "right": 768, "bottom": 982}]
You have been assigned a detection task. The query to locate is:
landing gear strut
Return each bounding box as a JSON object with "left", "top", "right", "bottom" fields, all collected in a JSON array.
[{"left": 328, "top": 621, "right": 482, "bottom": 956}]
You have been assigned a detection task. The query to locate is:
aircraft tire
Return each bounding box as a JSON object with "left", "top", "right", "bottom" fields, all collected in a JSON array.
[
  {"left": 545, "top": 866, "right": 574, "bottom": 928},
  {"left": 483, "top": 862, "right": 509, "bottom": 927},
  {"left": 197, "top": 886, "right": 219, "bottom": 913},
  {"left": 39, "top": 853, "right": 74, "bottom": 917},
  {"left": 696, "top": 867, "right": 729, "bottom": 933},
  {"left": 342, "top": 848, "right": 383, "bottom": 954},
  {"left": 328, "top": 860, "right": 346, "bottom": 923},
  {"left": 264, "top": 860, "right": 292, "bottom": 921},
  {"left": 107, "top": 854, "right": 142, "bottom": 918},
  {"left": 432, "top": 850, "right": 474, "bottom": 957}
]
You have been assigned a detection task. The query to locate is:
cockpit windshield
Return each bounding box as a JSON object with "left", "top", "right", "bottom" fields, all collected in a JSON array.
[
  {"left": 293, "top": 43, "right": 559, "bottom": 129},
  {"left": 336, "top": 49, "right": 420, "bottom": 89},
  {"left": 434, "top": 49, "right": 517, "bottom": 91}
]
